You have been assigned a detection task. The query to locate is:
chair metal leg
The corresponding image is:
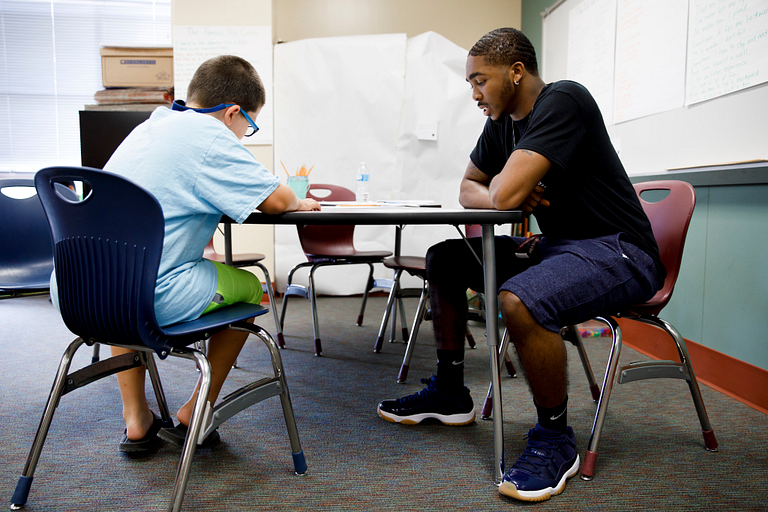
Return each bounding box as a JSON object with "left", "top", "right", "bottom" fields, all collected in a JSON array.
[
  {"left": 389, "top": 289, "right": 399, "bottom": 343},
  {"left": 579, "top": 315, "right": 717, "bottom": 482},
  {"left": 141, "top": 352, "right": 175, "bottom": 429},
  {"left": 503, "top": 349, "right": 517, "bottom": 378},
  {"left": 397, "top": 294, "right": 409, "bottom": 342},
  {"left": 167, "top": 347, "right": 213, "bottom": 512},
  {"left": 206, "top": 322, "right": 307, "bottom": 475},
  {"left": 561, "top": 324, "right": 601, "bottom": 402},
  {"left": 308, "top": 265, "right": 322, "bottom": 356},
  {"left": 11, "top": 337, "right": 87, "bottom": 510},
  {"left": 250, "top": 324, "right": 307, "bottom": 474},
  {"left": 465, "top": 326, "right": 477, "bottom": 349},
  {"left": 374, "top": 269, "right": 403, "bottom": 353},
  {"left": 580, "top": 316, "right": 623, "bottom": 481},
  {"left": 388, "top": 281, "right": 409, "bottom": 343},
  {"left": 356, "top": 263, "right": 376, "bottom": 325},
  {"left": 91, "top": 343, "right": 101, "bottom": 363},
  {"left": 279, "top": 262, "right": 312, "bottom": 331},
  {"left": 255, "top": 262, "right": 285, "bottom": 348},
  {"left": 481, "top": 329, "right": 512, "bottom": 420},
  {"left": 397, "top": 278, "right": 429, "bottom": 383},
  {"left": 629, "top": 315, "right": 718, "bottom": 452}
]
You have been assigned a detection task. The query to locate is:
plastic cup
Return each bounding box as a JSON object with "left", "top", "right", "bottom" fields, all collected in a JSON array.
[{"left": 287, "top": 175, "right": 309, "bottom": 199}]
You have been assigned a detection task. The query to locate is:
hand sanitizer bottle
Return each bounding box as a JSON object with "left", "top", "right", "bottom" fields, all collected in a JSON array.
[{"left": 355, "top": 162, "right": 370, "bottom": 202}]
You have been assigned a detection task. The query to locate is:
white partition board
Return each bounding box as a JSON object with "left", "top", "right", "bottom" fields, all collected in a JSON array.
[{"left": 273, "top": 32, "right": 487, "bottom": 294}]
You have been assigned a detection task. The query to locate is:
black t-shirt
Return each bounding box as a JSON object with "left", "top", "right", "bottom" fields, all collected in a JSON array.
[{"left": 470, "top": 80, "right": 663, "bottom": 278}]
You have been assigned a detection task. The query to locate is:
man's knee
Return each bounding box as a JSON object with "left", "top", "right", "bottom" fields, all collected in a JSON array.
[
  {"left": 499, "top": 290, "right": 527, "bottom": 325},
  {"left": 499, "top": 290, "right": 547, "bottom": 341},
  {"left": 425, "top": 240, "right": 459, "bottom": 284}
]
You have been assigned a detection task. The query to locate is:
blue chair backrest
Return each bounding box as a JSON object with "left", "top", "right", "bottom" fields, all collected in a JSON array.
[
  {"left": 0, "top": 177, "right": 54, "bottom": 289},
  {"left": 35, "top": 166, "right": 175, "bottom": 357}
]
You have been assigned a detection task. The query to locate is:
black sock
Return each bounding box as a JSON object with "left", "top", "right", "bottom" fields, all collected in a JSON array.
[
  {"left": 436, "top": 348, "right": 465, "bottom": 393},
  {"left": 535, "top": 396, "right": 568, "bottom": 433}
]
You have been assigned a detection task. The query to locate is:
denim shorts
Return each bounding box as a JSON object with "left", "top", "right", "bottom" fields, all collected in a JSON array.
[{"left": 426, "top": 234, "right": 662, "bottom": 333}]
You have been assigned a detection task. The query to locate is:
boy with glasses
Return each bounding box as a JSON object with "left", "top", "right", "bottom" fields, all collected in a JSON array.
[{"left": 97, "top": 55, "right": 320, "bottom": 452}]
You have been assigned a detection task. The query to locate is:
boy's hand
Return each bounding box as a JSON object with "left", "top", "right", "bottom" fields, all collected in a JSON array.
[
  {"left": 521, "top": 184, "right": 549, "bottom": 213},
  {"left": 296, "top": 198, "right": 321, "bottom": 211}
]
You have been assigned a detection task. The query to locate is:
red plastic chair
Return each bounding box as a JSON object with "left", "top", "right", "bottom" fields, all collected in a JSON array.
[
  {"left": 484, "top": 180, "right": 718, "bottom": 480},
  {"left": 279, "top": 183, "right": 392, "bottom": 356}
]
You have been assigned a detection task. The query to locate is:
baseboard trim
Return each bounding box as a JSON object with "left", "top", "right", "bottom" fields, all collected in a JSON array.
[{"left": 616, "top": 318, "right": 768, "bottom": 415}]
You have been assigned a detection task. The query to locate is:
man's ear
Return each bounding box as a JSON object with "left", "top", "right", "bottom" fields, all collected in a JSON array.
[{"left": 510, "top": 62, "right": 525, "bottom": 84}]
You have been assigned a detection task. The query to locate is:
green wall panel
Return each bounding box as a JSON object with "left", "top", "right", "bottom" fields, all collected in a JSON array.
[
  {"left": 660, "top": 187, "right": 708, "bottom": 344},
  {"left": 659, "top": 185, "right": 768, "bottom": 371},
  {"left": 700, "top": 185, "right": 768, "bottom": 370}
]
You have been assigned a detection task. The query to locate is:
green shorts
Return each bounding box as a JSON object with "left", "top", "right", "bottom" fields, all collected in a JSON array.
[{"left": 201, "top": 260, "right": 264, "bottom": 316}]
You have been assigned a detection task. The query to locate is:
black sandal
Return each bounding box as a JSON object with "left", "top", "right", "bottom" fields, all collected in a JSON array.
[
  {"left": 158, "top": 423, "right": 220, "bottom": 448},
  {"left": 119, "top": 413, "right": 163, "bottom": 453}
]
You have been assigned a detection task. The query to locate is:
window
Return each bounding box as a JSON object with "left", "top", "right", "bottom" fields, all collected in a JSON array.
[{"left": 0, "top": 0, "right": 171, "bottom": 173}]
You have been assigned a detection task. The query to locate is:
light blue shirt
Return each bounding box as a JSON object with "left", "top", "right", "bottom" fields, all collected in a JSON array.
[{"left": 99, "top": 107, "right": 279, "bottom": 326}]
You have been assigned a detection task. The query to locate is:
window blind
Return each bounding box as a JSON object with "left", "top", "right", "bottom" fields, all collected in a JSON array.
[{"left": 0, "top": 0, "right": 171, "bottom": 173}]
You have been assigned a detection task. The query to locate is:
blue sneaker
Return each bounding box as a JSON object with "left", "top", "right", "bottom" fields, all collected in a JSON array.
[
  {"left": 499, "top": 424, "right": 580, "bottom": 502},
  {"left": 377, "top": 375, "right": 475, "bottom": 426}
]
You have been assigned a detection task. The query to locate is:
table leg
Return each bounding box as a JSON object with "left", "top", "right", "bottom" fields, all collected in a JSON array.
[
  {"left": 482, "top": 224, "right": 504, "bottom": 485},
  {"left": 224, "top": 223, "right": 233, "bottom": 266}
]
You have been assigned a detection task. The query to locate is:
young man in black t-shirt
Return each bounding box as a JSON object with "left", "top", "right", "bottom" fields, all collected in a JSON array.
[{"left": 377, "top": 28, "right": 664, "bottom": 502}]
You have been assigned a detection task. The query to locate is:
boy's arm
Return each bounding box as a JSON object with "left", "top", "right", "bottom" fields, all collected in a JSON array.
[{"left": 258, "top": 183, "right": 320, "bottom": 214}]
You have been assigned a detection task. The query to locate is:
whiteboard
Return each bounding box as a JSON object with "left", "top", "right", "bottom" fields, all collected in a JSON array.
[
  {"left": 542, "top": 0, "right": 768, "bottom": 175},
  {"left": 686, "top": 0, "right": 768, "bottom": 105}
]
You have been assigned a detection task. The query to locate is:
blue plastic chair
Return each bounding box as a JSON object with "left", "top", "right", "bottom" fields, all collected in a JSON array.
[
  {"left": 11, "top": 166, "right": 307, "bottom": 512},
  {"left": 0, "top": 177, "right": 54, "bottom": 296}
]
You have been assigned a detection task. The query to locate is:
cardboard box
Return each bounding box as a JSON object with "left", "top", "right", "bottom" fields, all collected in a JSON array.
[{"left": 100, "top": 46, "right": 173, "bottom": 88}]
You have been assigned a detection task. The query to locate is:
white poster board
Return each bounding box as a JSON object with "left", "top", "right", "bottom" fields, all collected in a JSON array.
[
  {"left": 686, "top": 0, "right": 768, "bottom": 105},
  {"left": 173, "top": 25, "right": 273, "bottom": 145},
  {"left": 273, "top": 32, "right": 487, "bottom": 294},
  {"left": 613, "top": 0, "right": 688, "bottom": 123},
  {"left": 273, "top": 34, "right": 407, "bottom": 295}
]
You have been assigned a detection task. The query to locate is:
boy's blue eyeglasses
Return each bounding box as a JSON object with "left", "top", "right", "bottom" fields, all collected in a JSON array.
[{"left": 172, "top": 100, "right": 259, "bottom": 137}]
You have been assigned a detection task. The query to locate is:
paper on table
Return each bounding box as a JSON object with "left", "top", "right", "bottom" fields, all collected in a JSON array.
[
  {"left": 319, "top": 201, "right": 380, "bottom": 207},
  {"left": 319, "top": 200, "right": 440, "bottom": 207}
]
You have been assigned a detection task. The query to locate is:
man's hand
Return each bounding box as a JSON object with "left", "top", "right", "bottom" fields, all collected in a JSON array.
[
  {"left": 520, "top": 184, "right": 549, "bottom": 213},
  {"left": 296, "top": 198, "right": 321, "bottom": 211}
]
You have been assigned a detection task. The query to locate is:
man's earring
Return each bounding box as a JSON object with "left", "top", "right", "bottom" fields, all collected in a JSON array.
[{"left": 514, "top": 80, "right": 520, "bottom": 86}]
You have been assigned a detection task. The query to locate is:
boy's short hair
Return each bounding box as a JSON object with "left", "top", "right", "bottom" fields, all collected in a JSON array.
[
  {"left": 469, "top": 28, "right": 539, "bottom": 76},
  {"left": 187, "top": 55, "right": 265, "bottom": 113}
]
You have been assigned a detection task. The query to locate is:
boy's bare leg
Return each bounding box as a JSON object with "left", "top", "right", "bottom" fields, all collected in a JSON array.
[
  {"left": 112, "top": 346, "right": 156, "bottom": 440},
  {"left": 175, "top": 318, "right": 253, "bottom": 426}
]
